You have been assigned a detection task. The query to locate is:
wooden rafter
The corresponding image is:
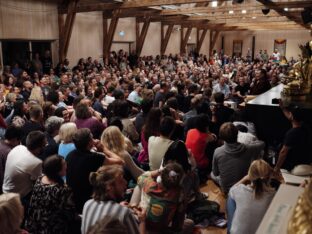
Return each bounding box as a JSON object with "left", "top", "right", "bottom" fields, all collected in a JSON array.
[
  {"left": 196, "top": 28, "right": 208, "bottom": 54},
  {"left": 160, "top": 1, "right": 311, "bottom": 16},
  {"left": 103, "top": 9, "right": 120, "bottom": 59},
  {"left": 180, "top": 26, "right": 192, "bottom": 54},
  {"left": 59, "top": 0, "right": 221, "bottom": 13},
  {"left": 161, "top": 23, "right": 174, "bottom": 55},
  {"left": 209, "top": 30, "right": 219, "bottom": 56},
  {"left": 58, "top": 0, "right": 79, "bottom": 62},
  {"left": 257, "top": 0, "right": 309, "bottom": 29},
  {"left": 136, "top": 17, "right": 151, "bottom": 56}
]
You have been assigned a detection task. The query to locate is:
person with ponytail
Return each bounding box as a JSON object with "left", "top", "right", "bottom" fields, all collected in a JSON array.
[
  {"left": 25, "top": 155, "right": 79, "bottom": 234},
  {"left": 227, "top": 159, "right": 278, "bottom": 234},
  {"left": 136, "top": 163, "right": 194, "bottom": 234},
  {"left": 81, "top": 165, "right": 146, "bottom": 234}
]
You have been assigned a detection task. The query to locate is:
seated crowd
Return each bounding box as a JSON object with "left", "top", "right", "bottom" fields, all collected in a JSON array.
[{"left": 0, "top": 49, "right": 311, "bottom": 234}]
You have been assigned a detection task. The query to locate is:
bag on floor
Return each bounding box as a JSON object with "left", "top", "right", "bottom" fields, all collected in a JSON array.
[{"left": 186, "top": 199, "right": 220, "bottom": 224}]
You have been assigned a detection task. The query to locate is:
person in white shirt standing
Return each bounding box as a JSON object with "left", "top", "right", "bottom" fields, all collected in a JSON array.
[{"left": 2, "top": 131, "right": 46, "bottom": 200}]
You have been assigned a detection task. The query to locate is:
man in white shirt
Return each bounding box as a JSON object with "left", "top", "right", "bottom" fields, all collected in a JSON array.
[
  {"left": 272, "top": 49, "right": 280, "bottom": 63},
  {"left": 2, "top": 131, "right": 46, "bottom": 198}
]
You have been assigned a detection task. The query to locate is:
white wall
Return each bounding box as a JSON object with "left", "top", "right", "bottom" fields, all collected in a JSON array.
[
  {"left": 67, "top": 12, "right": 103, "bottom": 65},
  {"left": 0, "top": 0, "right": 58, "bottom": 40},
  {"left": 219, "top": 30, "right": 312, "bottom": 59}
]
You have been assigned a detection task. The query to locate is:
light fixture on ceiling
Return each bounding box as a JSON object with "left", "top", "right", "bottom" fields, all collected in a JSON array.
[
  {"left": 229, "top": 10, "right": 234, "bottom": 14},
  {"left": 119, "top": 31, "right": 125, "bottom": 37},
  {"left": 262, "top": 8, "right": 270, "bottom": 15},
  {"left": 242, "top": 9, "right": 247, "bottom": 14},
  {"left": 284, "top": 8, "right": 289, "bottom": 11},
  {"left": 212, "top": 1, "right": 218, "bottom": 8},
  {"left": 232, "top": 0, "right": 244, "bottom": 4},
  {"left": 252, "top": 16, "right": 256, "bottom": 19}
]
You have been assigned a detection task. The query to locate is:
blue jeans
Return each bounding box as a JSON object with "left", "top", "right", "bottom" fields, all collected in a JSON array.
[{"left": 226, "top": 196, "right": 236, "bottom": 234}]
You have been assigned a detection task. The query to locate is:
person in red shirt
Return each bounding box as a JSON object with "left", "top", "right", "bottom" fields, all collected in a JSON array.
[{"left": 186, "top": 114, "right": 216, "bottom": 183}]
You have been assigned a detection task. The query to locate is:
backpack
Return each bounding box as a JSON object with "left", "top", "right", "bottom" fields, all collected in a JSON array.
[{"left": 186, "top": 199, "right": 220, "bottom": 224}]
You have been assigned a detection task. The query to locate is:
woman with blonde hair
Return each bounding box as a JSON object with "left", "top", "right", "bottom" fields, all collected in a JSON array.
[
  {"left": 0, "top": 193, "right": 25, "bottom": 234},
  {"left": 227, "top": 159, "right": 279, "bottom": 234},
  {"left": 58, "top": 122, "right": 77, "bottom": 159},
  {"left": 101, "top": 126, "right": 143, "bottom": 180},
  {"left": 29, "top": 85, "right": 44, "bottom": 106}
]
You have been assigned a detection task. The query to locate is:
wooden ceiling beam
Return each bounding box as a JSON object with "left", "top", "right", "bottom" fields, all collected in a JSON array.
[
  {"left": 160, "top": 2, "right": 308, "bottom": 16},
  {"left": 58, "top": 0, "right": 79, "bottom": 62},
  {"left": 257, "top": 0, "right": 309, "bottom": 29},
  {"left": 59, "top": 0, "right": 230, "bottom": 13},
  {"left": 103, "top": 9, "right": 120, "bottom": 58},
  {"left": 196, "top": 28, "right": 208, "bottom": 53},
  {"left": 180, "top": 26, "right": 193, "bottom": 53},
  {"left": 136, "top": 17, "right": 151, "bottom": 56},
  {"left": 161, "top": 23, "right": 174, "bottom": 55},
  {"left": 102, "top": 9, "right": 159, "bottom": 19},
  {"left": 209, "top": 30, "right": 219, "bottom": 56}
]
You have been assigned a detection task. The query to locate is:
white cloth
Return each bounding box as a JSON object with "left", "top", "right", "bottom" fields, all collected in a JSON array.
[
  {"left": 2, "top": 145, "right": 42, "bottom": 197},
  {"left": 237, "top": 132, "right": 257, "bottom": 145},
  {"left": 148, "top": 136, "right": 173, "bottom": 170}
]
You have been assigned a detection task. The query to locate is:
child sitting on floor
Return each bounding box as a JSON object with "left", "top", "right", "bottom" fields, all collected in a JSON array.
[{"left": 137, "top": 163, "right": 194, "bottom": 234}]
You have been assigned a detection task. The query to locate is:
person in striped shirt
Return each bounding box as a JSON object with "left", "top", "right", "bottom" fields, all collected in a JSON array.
[{"left": 81, "top": 165, "right": 146, "bottom": 234}]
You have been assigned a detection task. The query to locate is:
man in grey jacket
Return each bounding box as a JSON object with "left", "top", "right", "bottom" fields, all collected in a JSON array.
[{"left": 211, "top": 122, "right": 265, "bottom": 194}]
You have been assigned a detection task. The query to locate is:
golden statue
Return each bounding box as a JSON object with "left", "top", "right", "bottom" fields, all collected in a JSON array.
[
  {"left": 282, "top": 40, "right": 312, "bottom": 97},
  {"left": 287, "top": 179, "right": 312, "bottom": 234}
]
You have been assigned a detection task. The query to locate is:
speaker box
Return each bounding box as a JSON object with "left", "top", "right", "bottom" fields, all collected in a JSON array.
[
  {"left": 301, "top": 9, "right": 312, "bottom": 24},
  {"left": 262, "top": 8, "right": 270, "bottom": 15},
  {"left": 232, "top": 0, "right": 244, "bottom": 4}
]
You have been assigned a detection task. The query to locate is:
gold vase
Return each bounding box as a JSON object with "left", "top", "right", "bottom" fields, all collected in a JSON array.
[{"left": 287, "top": 180, "right": 312, "bottom": 234}]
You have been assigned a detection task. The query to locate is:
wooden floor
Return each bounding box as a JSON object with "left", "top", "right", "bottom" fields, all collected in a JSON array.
[{"left": 199, "top": 180, "right": 227, "bottom": 234}]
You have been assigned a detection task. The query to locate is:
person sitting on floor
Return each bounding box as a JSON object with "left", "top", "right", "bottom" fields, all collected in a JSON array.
[
  {"left": 25, "top": 155, "right": 79, "bottom": 234},
  {"left": 137, "top": 163, "right": 194, "bottom": 234},
  {"left": 81, "top": 165, "right": 146, "bottom": 234},
  {"left": 211, "top": 122, "right": 265, "bottom": 194},
  {"left": 227, "top": 159, "right": 278, "bottom": 234},
  {"left": 66, "top": 128, "right": 123, "bottom": 213},
  {"left": 0, "top": 193, "right": 25, "bottom": 234}
]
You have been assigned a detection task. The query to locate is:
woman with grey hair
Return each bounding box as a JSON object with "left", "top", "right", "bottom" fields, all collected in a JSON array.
[{"left": 40, "top": 116, "right": 64, "bottom": 160}]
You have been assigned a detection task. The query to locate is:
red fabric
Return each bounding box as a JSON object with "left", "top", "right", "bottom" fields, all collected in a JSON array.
[{"left": 185, "top": 129, "right": 209, "bottom": 169}]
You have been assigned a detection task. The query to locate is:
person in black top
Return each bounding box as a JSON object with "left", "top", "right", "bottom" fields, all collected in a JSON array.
[
  {"left": 41, "top": 50, "right": 53, "bottom": 75},
  {"left": 66, "top": 128, "right": 123, "bottom": 212},
  {"left": 21, "top": 104, "right": 45, "bottom": 145},
  {"left": 211, "top": 92, "right": 234, "bottom": 135},
  {"left": 274, "top": 105, "right": 312, "bottom": 173},
  {"left": 154, "top": 81, "right": 168, "bottom": 108},
  {"left": 249, "top": 69, "right": 271, "bottom": 95},
  {"left": 233, "top": 77, "right": 250, "bottom": 103}
]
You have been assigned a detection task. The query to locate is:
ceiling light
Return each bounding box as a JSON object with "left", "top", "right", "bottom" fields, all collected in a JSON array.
[
  {"left": 229, "top": 10, "right": 234, "bottom": 14},
  {"left": 252, "top": 16, "right": 256, "bottom": 19},
  {"left": 284, "top": 8, "right": 288, "bottom": 11},
  {"left": 212, "top": 1, "right": 218, "bottom": 8},
  {"left": 242, "top": 9, "right": 247, "bottom": 14}
]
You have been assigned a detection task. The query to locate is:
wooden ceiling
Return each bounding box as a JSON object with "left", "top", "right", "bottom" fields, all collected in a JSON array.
[{"left": 57, "top": 0, "right": 312, "bottom": 31}]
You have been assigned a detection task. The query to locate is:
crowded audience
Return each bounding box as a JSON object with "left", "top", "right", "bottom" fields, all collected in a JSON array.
[{"left": 0, "top": 48, "right": 311, "bottom": 234}]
